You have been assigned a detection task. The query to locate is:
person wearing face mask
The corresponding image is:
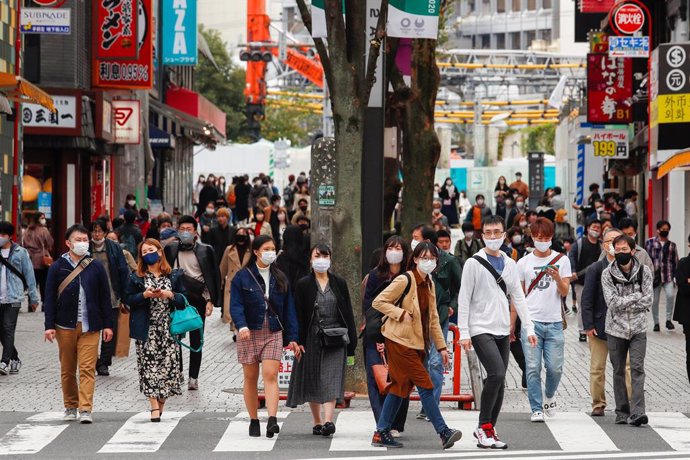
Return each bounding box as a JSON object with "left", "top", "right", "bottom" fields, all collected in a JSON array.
[
  {"left": 494, "top": 176, "right": 510, "bottom": 208},
  {"left": 515, "top": 196, "right": 527, "bottom": 213},
  {"left": 439, "top": 178, "right": 460, "bottom": 227},
  {"left": 264, "top": 195, "right": 287, "bottom": 251},
  {"left": 292, "top": 183, "right": 311, "bottom": 214},
  {"left": 568, "top": 218, "right": 603, "bottom": 342},
  {"left": 553, "top": 209, "right": 574, "bottom": 252},
  {"left": 431, "top": 200, "right": 449, "bottom": 230},
  {"left": 645, "top": 220, "right": 680, "bottom": 332},
  {"left": 251, "top": 209, "right": 273, "bottom": 239},
  {"left": 291, "top": 198, "right": 311, "bottom": 225},
  {"left": 509, "top": 172, "right": 529, "bottom": 200},
  {"left": 371, "top": 242, "right": 463, "bottom": 450},
  {"left": 197, "top": 177, "right": 220, "bottom": 218},
  {"left": 163, "top": 215, "right": 221, "bottom": 391},
  {"left": 602, "top": 234, "right": 653, "bottom": 426},
  {"left": 516, "top": 218, "right": 572, "bottom": 422},
  {"left": 465, "top": 194, "right": 493, "bottom": 232},
  {"left": 220, "top": 227, "right": 252, "bottom": 337},
  {"left": 672, "top": 234, "right": 690, "bottom": 384},
  {"left": 287, "top": 244, "right": 357, "bottom": 436},
  {"left": 459, "top": 216, "right": 537, "bottom": 449},
  {"left": 199, "top": 201, "right": 218, "bottom": 245},
  {"left": 454, "top": 222, "right": 484, "bottom": 268},
  {"left": 89, "top": 220, "right": 129, "bottom": 377},
  {"left": 126, "top": 239, "right": 187, "bottom": 422},
  {"left": 208, "top": 208, "right": 237, "bottom": 268},
  {"left": 497, "top": 193, "right": 517, "bottom": 230},
  {"left": 506, "top": 227, "right": 527, "bottom": 260},
  {"left": 231, "top": 235, "right": 300, "bottom": 438},
  {"left": 117, "top": 210, "right": 143, "bottom": 262},
  {"left": 598, "top": 218, "right": 654, "bottom": 274},
  {"left": 21, "top": 212, "right": 54, "bottom": 311},
  {"left": 43, "top": 224, "right": 114, "bottom": 424},
  {"left": 120, "top": 194, "right": 138, "bottom": 217},
  {"left": 362, "top": 236, "right": 411, "bottom": 438}
]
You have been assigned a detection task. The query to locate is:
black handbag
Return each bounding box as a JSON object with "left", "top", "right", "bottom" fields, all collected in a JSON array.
[{"left": 314, "top": 300, "right": 349, "bottom": 348}]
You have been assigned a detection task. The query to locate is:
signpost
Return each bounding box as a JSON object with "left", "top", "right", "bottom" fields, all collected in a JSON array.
[{"left": 609, "top": 36, "right": 649, "bottom": 58}]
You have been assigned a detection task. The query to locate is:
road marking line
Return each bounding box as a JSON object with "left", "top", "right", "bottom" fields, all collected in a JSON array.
[
  {"left": 213, "top": 412, "right": 288, "bottom": 452},
  {"left": 647, "top": 412, "right": 690, "bottom": 451},
  {"left": 438, "top": 410, "right": 488, "bottom": 451},
  {"left": 98, "top": 411, "right": 189, "bottom": 453},
  {"left": 0, "top": 411, "right": 70, "bottom": 456},
  {"left": 330, "top": 411, "right": 386, "bottom": 451},
  {"left": 544, "top": 412, "right": 619, "bottom": 452},
  {"left": 306, "top": 449, "right": 690, "bottom": 460}
]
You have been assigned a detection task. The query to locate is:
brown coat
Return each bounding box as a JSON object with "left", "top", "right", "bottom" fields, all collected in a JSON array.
[
  {"left": 219, "top": 244, "right": 251, "bottom": 323},
  {"left": 372, "top": 270, "right": 446, "bottom": 351},
  {"left": 21, "top": 225, "right": 54, "bottom": 269}
]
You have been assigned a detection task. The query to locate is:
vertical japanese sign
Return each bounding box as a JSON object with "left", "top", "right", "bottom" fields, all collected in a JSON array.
[
  {"left": 388, "top": 0, "right": 440, "bottom": 39},
  {"left": 586, "top": 53, "right": 632, "bottom": 124},
  {"left": 161, "top": 0, "right": 197, "bottom": 65},
  {"left": 93, "top": 0, "right": 154, "bottom": 89},
  {"left": 528, "top": 151, "right": 544, "bottom": 210},
  {"left": 651, "top": 43, "right": 690, "bottom": 153},
  {"left": 95, "top": 0, "right": 138, "bottom": 59}
]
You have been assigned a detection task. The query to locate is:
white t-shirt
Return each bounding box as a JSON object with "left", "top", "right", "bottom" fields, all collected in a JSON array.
[
  {"left": 0, "top": 248, "right": 9, "bottom": 303},
  {"left": 517, "top": 251, "right": 572, "bottom": 323}
]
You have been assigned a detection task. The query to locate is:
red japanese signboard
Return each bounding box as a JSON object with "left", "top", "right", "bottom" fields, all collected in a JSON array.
[
  {"left": 612, "top": 3, "right": 645, "bottom": 35},
  {"left": 95, "top": 0, "right": 138, "bottom": 60},
  {"left": 587, "top": 53, "right": 633, "bottom": 124},
  {"left": 93, "top": 0, "right": 153, "bottom": 89},
  {"left": 579, "top": 0, "right": 615, "bottom": 14}
]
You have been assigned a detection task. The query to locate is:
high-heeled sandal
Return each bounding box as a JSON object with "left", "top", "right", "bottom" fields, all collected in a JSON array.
[{"left": 150, "top": 408, "right": 161, "bottom": 422}]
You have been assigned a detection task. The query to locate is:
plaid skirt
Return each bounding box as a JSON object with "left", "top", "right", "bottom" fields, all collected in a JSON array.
[{"left": 237, "top": 315, "right": 283, "bottom": 364}]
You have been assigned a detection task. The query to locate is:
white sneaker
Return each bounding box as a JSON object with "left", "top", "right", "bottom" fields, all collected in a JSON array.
[
  {"left": 390, "top": 429, "right": 401, "bottom": 438},
  {"left": 473, "top": 425, "right": 496, "bottom": 449},
  {"left": 531, "top": 411, "right": 545, "bottom": 423},
  {"left": 492, "top": 428, "right": 508, "bottom": 449},
  {"left": 544, "top": 397, "right": 557, "bottom": 417},
  {"left": 79, "top": 411, "right": 93, "bottom": 424},
  {"left": 63, "top": 408, "right": 78, "bottom": 421}
]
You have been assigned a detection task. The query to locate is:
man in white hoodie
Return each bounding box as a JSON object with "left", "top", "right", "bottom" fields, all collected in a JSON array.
[{"left": 459, "top": 215, "right": 537, "bottom": 450}]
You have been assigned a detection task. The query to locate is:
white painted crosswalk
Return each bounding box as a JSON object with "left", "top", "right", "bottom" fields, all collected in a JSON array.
[{"left": 0, "top": 411, "right": 687, "bottom": 456}]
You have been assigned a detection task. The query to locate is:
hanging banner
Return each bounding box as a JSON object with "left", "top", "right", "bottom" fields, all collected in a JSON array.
[
  {"left": 93, "top": 0, "right": 154, "bottom": 89},
  {"left": 387, "top": 0, "right": 440, "bottom": 40},
  {"left": 586, "top": 53, "right": 632, "bottom": 124},
  {"left": 161, "top": 0, "right": 198, "bottom": 65},
  {"left": 311, "top": 0, "right": 327, "bottom": 38},
  {"left": 95, "top": 0, "right": 138, "bottom": 59},
  {"left": 579, "top": 0, "right": 615, "bottom": 13}
]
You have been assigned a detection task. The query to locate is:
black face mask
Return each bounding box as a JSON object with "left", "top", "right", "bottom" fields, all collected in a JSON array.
[
  {"left": 615, "top": 252, "right": 633, "bottom": 266},
  {"left": 659, "top": 230, "right": 669, "bottom": 238},
  {"left": 235, "top": 235, "right": 247, "bottom": 245},
  {"left": 299, "top": 224, "right": 309, "bottom": 232},
  {"left": 299, "top": 206, "right": 308, "bottom": 213}
]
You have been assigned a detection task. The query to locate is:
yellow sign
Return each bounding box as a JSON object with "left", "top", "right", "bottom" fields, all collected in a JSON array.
[{"left": 658, "top": 94, "right": 690, "bottom": 123}]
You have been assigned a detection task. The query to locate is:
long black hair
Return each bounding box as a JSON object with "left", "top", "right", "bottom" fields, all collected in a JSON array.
[
  {"left": 376, "top": 235, "right": 410, "bottom": 278},
  {"left": 248, "top": 235, "right": 288, "bottom": 292},
  {"left": 407, "top": 242, "right": 439, "bottom": 271}
]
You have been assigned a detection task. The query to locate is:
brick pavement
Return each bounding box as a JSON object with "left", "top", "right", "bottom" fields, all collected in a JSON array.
[{"left": 2, "top": 297, "right": 688, "bottom": 413}]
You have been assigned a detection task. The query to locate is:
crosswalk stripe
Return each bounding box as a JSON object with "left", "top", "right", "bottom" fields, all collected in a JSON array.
[
  {"left": 97, "top": 411, "right": 189, "bottom": 453},
  {"left": 647, "top": 412, "right": 690, "bottom": 451},
  {"left": 213, "top": 411, "right": 289, "bottom": 452},
  {"left": 439, "top": 410, "right": 486, "bottom": 450},
  {"left": 545, "top": 412, "right": 619, "bottom": 452},
  {"left": 0, "top": 412, "right": 68, "bottom": 456},
  {"left": 330, "top": 411, "right": 386, "bottom": 451}
]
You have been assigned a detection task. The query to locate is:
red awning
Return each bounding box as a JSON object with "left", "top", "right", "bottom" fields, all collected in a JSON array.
[{"left": 165, "top": 87, "right": 226, "bottom": 140}]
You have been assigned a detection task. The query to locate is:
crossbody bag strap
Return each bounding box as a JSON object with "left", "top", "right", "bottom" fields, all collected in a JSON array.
[
  {"left": 0, "top": 252, "right": 27, "bottom": 291},
  {"left": 57, "top": 258, "right": 92, "bottom": 298},
  {"left": 472, "top": 254, "right": 507, "bottom": 297},
  {"left": 526, "top": 253, "right": 564, "bottom": 296},
  {"left": 246, "top": 267, "right": 284, "bottom": 330}
]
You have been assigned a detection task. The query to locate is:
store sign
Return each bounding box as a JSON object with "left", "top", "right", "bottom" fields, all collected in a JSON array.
[
  {"left": 587, "top": 53, "right": 632, "bottom": 124},
  {"left": 113, "top": 100, "right": 141, "bottom": 144},
  {"left": 590, "top": 128, "right": 629, "bottom": 159},
  {"left": 388, "top": 0, "right": 440, "bottom": 40},
  {"left": 609, "top": 35, "right": 649, "bottom": 58},
  {"left": 161, "top": 0, "right": 197, "bottom": 65},
  {"left": 612, "top": 3, "right": 645, "bottom": 35},
  {"left": 654, "top": 44, "right": 690, "bottom": 128},
  {"left": 20, "top": 8, "right": 71, "bottom": 34},
  {"left": 95, "top": 0, "right": 137, "bottom": 59},
  {"left": 579, "top": 0, "right": 615, "bottom": 13},
  {"left": 93, "top": 0, "right": 154, "bottom": 89},
  {"left": 38, "top": 192, "right": 52, "bottom": 219},
  {"left": 32, "top": 0, "right": 66, "bottom": 6},
  {"left": 22, "top": 95, "right": 77, "bottom": 129}
]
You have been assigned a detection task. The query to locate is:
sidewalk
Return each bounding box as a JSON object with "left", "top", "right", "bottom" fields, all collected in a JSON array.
[{"left": 1, "top": 303, "right": 688, "bottom": 413}]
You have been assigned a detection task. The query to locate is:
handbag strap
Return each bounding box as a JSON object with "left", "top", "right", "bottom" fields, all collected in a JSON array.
[
  {"left": 526, "top": 253, "right": 564, "bottom": 296},
  {"left": 0, "top": 250, "right": 28, "bottom": 291},
  {"left": 58, "top": 257, "right": 92, "bottom": 298},
  {"left": 472, "top": 254, "right": 508, "bottom": 298},
  {"left": 245, "top": 267, "right": 284, "bottom": 329}
]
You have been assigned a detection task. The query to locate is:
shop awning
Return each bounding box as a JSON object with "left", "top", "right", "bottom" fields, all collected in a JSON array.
[
  {"left": 149, "top": 124, "right": 175, "bottom": 149},
  {"left": 657, "top": 149, "right": 690, "bottom": 179},
  {"left": 165, "top": 87, "right": 226, "bottom": 140},
  {"left": 0, "top": 73, "right": 54, "bottom": 112},
  {"left": 150, "top": 98, "right": 222, "bottom": 148}
]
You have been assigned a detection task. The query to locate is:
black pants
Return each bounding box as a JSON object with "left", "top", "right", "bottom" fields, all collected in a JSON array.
[
  {"left": 510, "top": 318, "right": 526, "bottom": 374},
  {"left": 684, "top": 324, "right": 690, "bottom": 385},
  {"left": 189, "top": 301, "right": 206, "bottom": 379},
  {"left": 0, "top": 304, "right": 20, "bottom": 364},
  {"left": 97, "top": 308, "right": 120, "bottom": 368},
  {"left": 33, "top": 268, "right": 48, "bottom": 310},
  {"left": 472, "top": 334, "right": 510, "bottom": 426}
]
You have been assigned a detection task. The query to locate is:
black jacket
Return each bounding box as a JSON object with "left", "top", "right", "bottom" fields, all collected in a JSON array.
[
  {"left": 89, "top": 239, "right": 130, "bottom": 302},
  {"left": 580, "top": 258, "right": 610, "bottom": 339},
  {"left": 673, "top": 256, "right": 690, "bottom": 325},
  {"left": 209, "top": 224, "right": 237, "bottom": 267},
  {"left": 164, "top": 241, "right": 222, "bottom": 308},
  {"left": 293, "top": 272, "right": 358, "bottom": 357}
]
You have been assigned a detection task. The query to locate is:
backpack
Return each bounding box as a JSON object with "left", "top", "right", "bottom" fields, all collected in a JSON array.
[{"left": 364, "top": 273, "right": 412, "bottom": 344}]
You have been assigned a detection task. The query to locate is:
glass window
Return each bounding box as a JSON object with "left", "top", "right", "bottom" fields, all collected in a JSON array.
[
  {"left": 527, "top": 0, "right": 536, "bottom": 10},
  {"left": 542, "top": 0, "right": 552, "bottom": 8},
  {"left": 497, "top": 0, "right": 506, "bottom": 13},
  {"left": 512, "top": 0, "right": 521, "bottom": 12}
]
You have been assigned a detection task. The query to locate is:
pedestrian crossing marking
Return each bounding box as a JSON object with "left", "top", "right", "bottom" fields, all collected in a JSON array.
[
  {"left": 647, "top": 412, "right": 690, "bottom": 451},
  {"left": 97, "top": 411, "right": 190, "bottom": 453},
  {"left": 213, "top": 411, "right": 289, "bottom": 452},
  {"left": 0, "top": 412, "right": 68, "bottom": 456},
  {"left": 330, "top": 411, "right": 386, "bottom": 451},
  {"left": 544, "top": 412, "right": 619, "bottom": 452},
  {"left": 439, "top": 411, "right": 485, "bottom": 450}
]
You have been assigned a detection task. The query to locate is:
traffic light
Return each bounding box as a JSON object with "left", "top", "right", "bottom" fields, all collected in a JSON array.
[{"left": 246, "top": 103, "right": 265, "bottom": 141}]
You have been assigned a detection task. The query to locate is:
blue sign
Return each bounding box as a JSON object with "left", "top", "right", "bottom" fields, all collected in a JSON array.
[
  {"left": 609, "top": 36, "right": 649, "bottom": 58},
  {"left": 161, "top": 0, "right": 198, "bottom": 65},
  {"left": 38, "top": 192, "right": 52, "bottom": 219}
]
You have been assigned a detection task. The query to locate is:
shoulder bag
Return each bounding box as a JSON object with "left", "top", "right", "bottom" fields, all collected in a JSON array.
[
  {"left": 0, "top": 252, "right": 28, "bottom": 292},
  {"left": 57, "top": 257, "right": 92, "bottom": 298},
  {"left": 313, "top": 296, "right": 349, "bottom": 348},
  {"left": 169, "top": 294, "right": 204, "bottom": 352},
  {"left": 41, "top": 235, "right": 53, "bottom": 267},
  {"left": 525, "top": 253, "right": 567, "bottom": 330}
]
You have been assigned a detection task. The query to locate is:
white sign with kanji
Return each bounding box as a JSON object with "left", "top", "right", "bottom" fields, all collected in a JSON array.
[{"left": 22, "top": 95, "right": 77, "bottom": 129}]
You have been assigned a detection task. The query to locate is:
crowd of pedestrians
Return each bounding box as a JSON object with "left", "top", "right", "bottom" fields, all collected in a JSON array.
[{"left": 0, "top": 172, "right": 688, "bottom": 452}]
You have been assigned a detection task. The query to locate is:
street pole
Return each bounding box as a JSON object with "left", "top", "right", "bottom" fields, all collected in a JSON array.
[{"left": 11, "top": 0, "right": 21, "bottom": 236}]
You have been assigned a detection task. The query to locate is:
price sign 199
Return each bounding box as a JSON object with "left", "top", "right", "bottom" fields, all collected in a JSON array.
[{"left": 593, "top": 140, "right": 625, "bottom": 158}]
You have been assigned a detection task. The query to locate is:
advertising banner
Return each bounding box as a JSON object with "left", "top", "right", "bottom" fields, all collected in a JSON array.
[
  {"left": 311, "top": 0, "right": 327, "bottom": 38},
  {"left": 579, "top": 0, "right": 615, "bottom": 13},
  {"left": 20, "top": 7, "right": 71, "bottom": 34},
  {"left": 589, "top": 127, "right": 629, "bottom": 159},
  {"left": 161, "top": 0, "right": 197, "bottom": 65},
  {"left": 95, "top": 0, "right": 137, "bottom": 59},
  {"left": 388, "top": 0, "right": 440, "bottom": 39},
  {"left": 587, "top": 53, "right": 632, "bottom": 124},
  {"left": 23, "top": 95, "right": 77, "bottom": 130},
  {"left": 113, "top": 100, "right": 141, "bottom": 144}
]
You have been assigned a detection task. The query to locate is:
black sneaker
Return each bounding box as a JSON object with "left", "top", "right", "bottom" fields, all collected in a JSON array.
[
  {"left": 615, "top": 415, "right": 628, "bottom": 425},
  {"left": 96, "top": 365, "right": 110, "bottom": 376},
  {"left": 653, "top": 324, "right": 660, "bottom": 332},
  {"left": 321, "top": 421, "right": 336, "bottom": 436},
  {"left": 266, "top": 416, "right": 280, "bottom": 438},
  {"left": 628, "top": 414, "right": 649, "bottom": 426},
  {"left": 572, "top": 305, "right": 578, "bottom": 313},
  {"left": 666, "top": 321, "right": 675, "bottom": 330},
  {"left": 440, "top": 428, "right": 462, "bottom": 450},
  {"left": 249, "top": 419, "right": 261, "bottom": 437},
  {"left": 371, "top": 430, "right": 403, "bottom": 448},
  {"left": 312, "top": 424, "right": 323, "bottom": 435}
]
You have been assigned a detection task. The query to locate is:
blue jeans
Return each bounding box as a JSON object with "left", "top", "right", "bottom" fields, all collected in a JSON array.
[
  {"left": 652, "top": 281, "right": 675, "bottom": 324},
  {"left": 363, "top": 342, "right": 408, "bottom": 431},
  {"left": 377, "top": 387, "right": 448, "bottom": 435},
  {"left": 521, "top": 321, "right": 565, "bottom": 413},
  {"left": 425, "top": 319, "right": 449, "bottom": 406}
]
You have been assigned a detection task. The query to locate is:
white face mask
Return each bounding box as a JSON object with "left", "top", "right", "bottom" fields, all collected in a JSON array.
[
  {"left": 534, "top": 240, "right": 552, "bottom": 253},
  {"left": 476, "top": 199, "right": 485, "bottom": 206},
  {"left": 312, "top": 258, "right": 331, "bottom": 273},
  {"left": 260, "top": 250, "right": 277, "bottom": 265},
  {"left": 39, "top": 218, "right": 47, "bottom": 226},
  {"left": 516, "top": 202, "right": 525, "bottom": 209},
  {"left": 512, "top": 235, "right": 523, "bottom": 245},
  {"left": 206, "top": 207, "right": 215, "bottom": 215},
  {"left": 386, "top": 249, "right": 404, "bottom": 265},
  {"left": 464, "top": 231, "right": 474, "bottom": 240},
  {"left": 92, "top": 237, "right": 105, "bottom": 245},
  {"left": 418, "top": 259, "right": 437, "bottom": 275},
  {"left": 519, "top": 221, "right": 528, "bottom": 228},
  {"left": 278, "top": 214, "right": 286, "bottom": 223},
  {"left": 483, "top": 236, "right": 504, "bottom": 252},
  {"left": 607, "top": 243, "right": 616, "bottom": 257},
  {"left": 127, "top": 200, "right": 136, "bottom": 207},
  {"left": 410, "top": 240, "right": 420, "bottom": 251},
  {"left": 589, "top": 230, "right": 601, "bottom": 240},
  {"left": 71, "top": 241, "right": 89, "bottom": 257}
]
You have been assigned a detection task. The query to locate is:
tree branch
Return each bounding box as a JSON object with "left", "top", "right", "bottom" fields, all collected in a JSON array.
[
  {"left": 386, "top": 37, "right": 407, "bottom": 93},
  {"left": 295, "top": 0, "right": 334, "bottom": 93},
  {"left": 363, "top": 0, "right": 389, "bottom": 104}
]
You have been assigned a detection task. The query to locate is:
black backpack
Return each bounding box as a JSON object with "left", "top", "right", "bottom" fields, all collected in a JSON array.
[{"left": 364, "top": 273, "right": 412, "bottom": 344}]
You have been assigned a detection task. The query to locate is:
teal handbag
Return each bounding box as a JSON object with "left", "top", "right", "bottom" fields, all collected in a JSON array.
[{"left": 169, "top": 295, "right": 204, "bottom": 352}]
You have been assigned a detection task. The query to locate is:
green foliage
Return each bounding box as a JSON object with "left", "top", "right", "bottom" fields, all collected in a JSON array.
[
  {"left": 261, "top": 104, "right": 322, "bottom": 146},
  {"left": 497, "top": 128, "right": 518, "bottom": 161},
  {"left": 521, "top": 124, "right": 555, "bottom": 156}
]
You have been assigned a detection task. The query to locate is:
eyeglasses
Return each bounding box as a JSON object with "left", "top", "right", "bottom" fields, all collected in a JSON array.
[{"left": 483, "top": 231, "right": 505, "bottom": 238}]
